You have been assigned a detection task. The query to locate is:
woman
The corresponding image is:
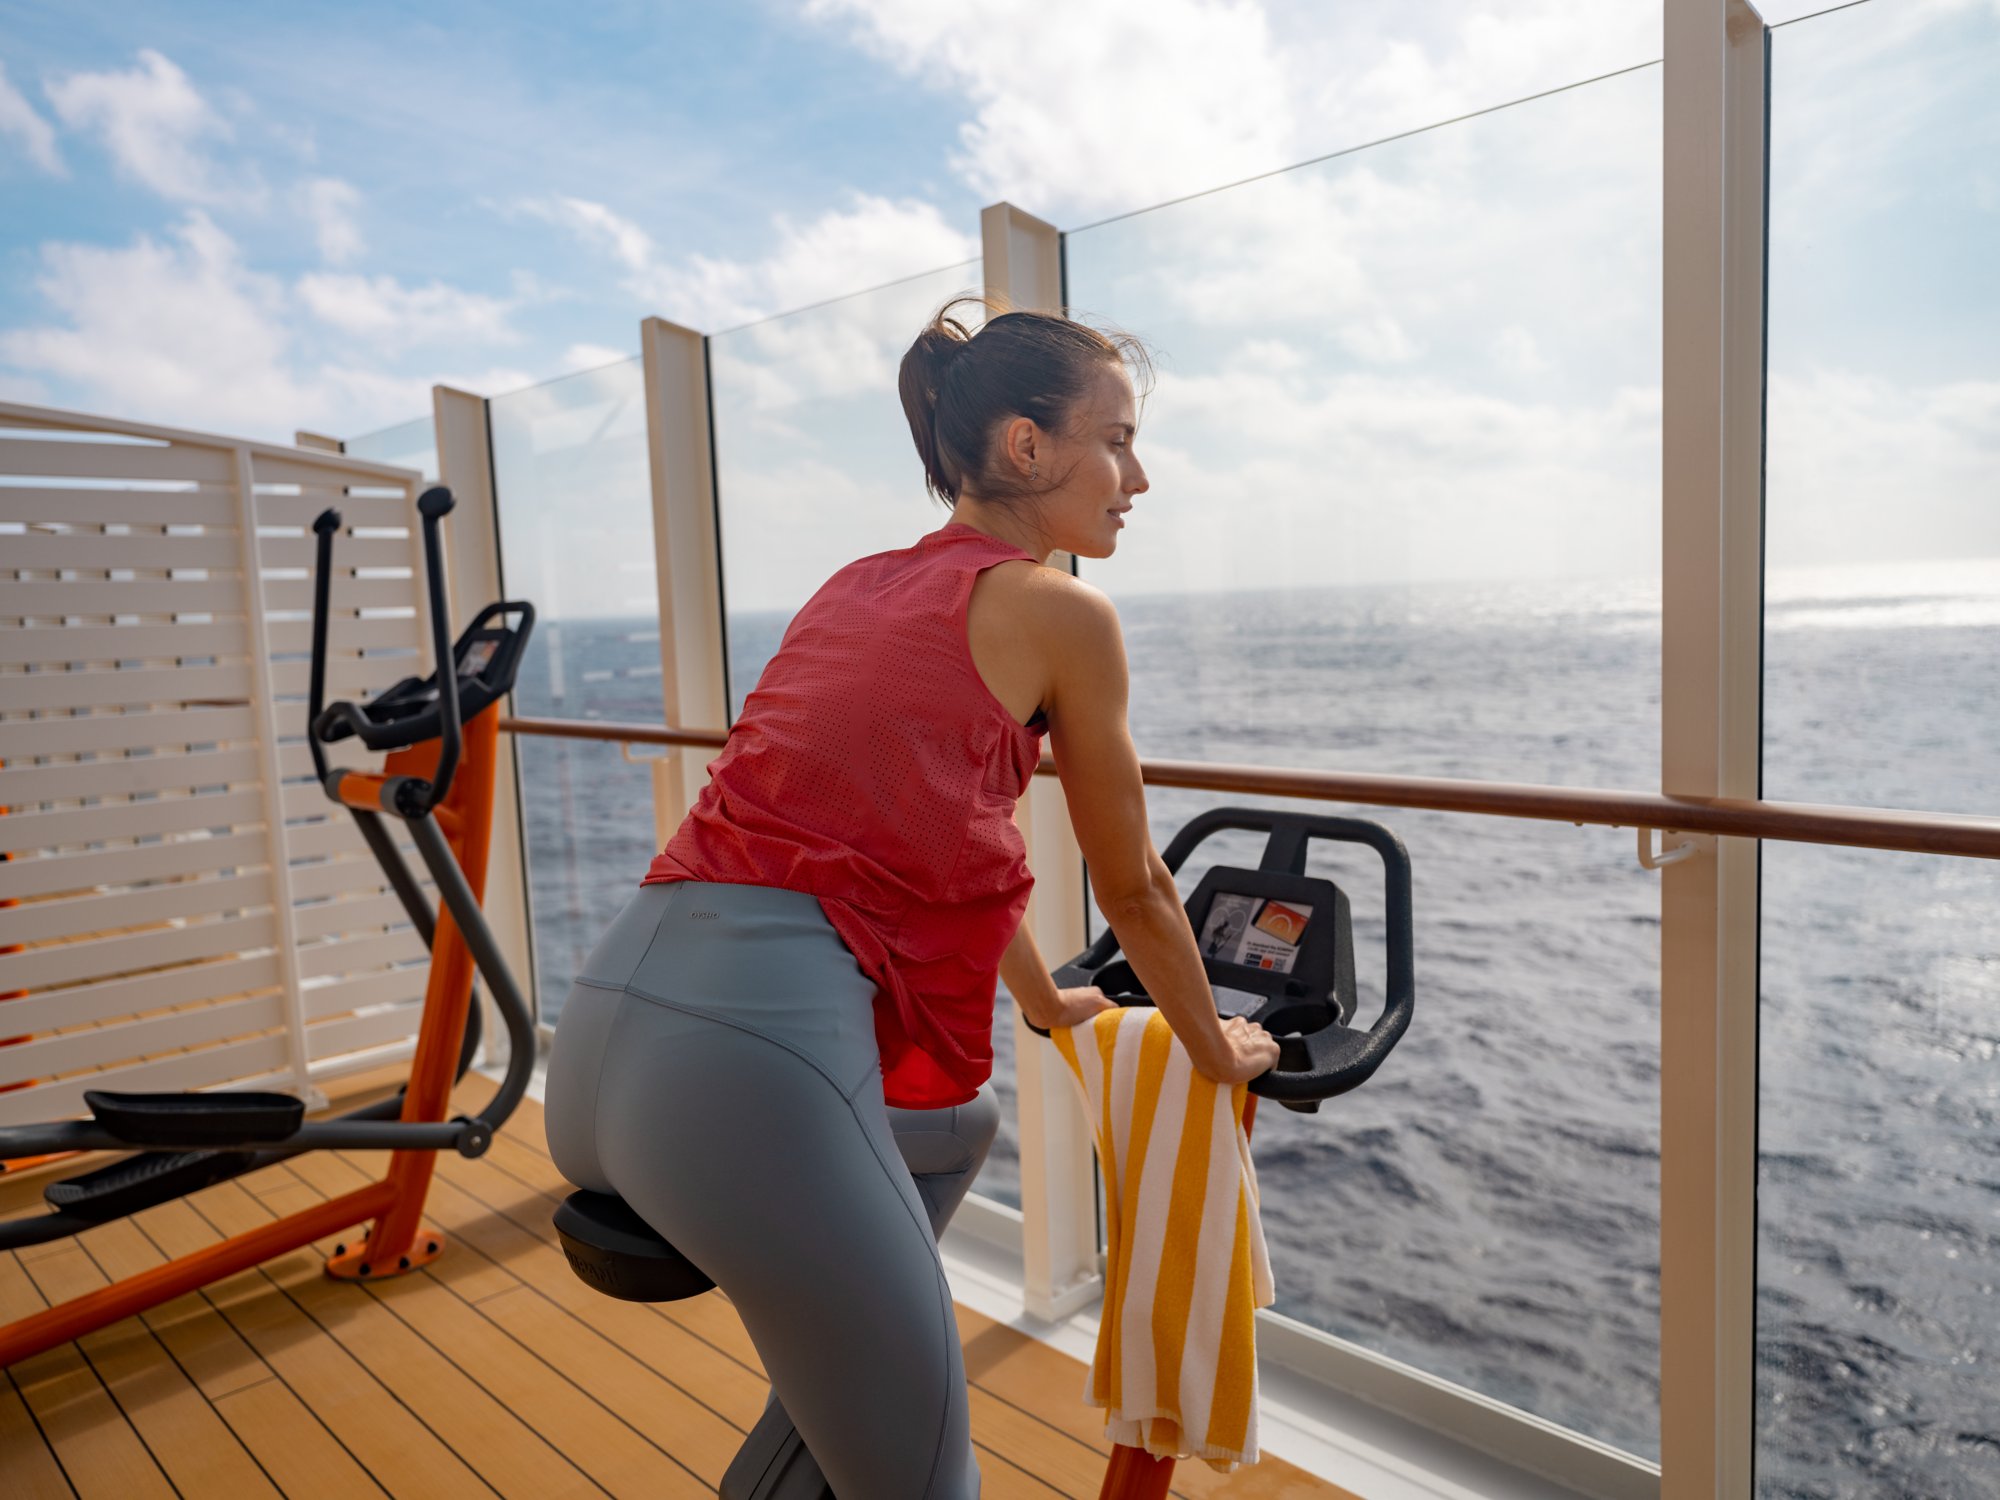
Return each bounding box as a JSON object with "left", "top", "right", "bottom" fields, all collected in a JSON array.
[{"left": 544, "top": 295, "right": 1281, "bottom": 1499}]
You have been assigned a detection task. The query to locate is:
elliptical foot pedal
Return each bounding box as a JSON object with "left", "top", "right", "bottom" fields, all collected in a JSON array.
[
  {"left": 719, "top": 1390, "right": 834, "bottom": 1500},
  {"left": 45, "top": 1150, "right": 255, "bottom": 1221},
  {"left": 553, "top": 1191, "right": 715, "bottom": 1303},
  {"left": 84, "top": 1089, "right": 305, "bottom": 1146}
]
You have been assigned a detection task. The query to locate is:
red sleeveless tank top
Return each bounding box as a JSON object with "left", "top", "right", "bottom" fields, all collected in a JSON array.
[{"left": 641, "top": 521, "right": 1047, "bottom": 1109}]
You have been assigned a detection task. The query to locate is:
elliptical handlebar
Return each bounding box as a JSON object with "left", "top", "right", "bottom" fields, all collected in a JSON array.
[
  {"left": 414, "top": 486, "right": 462, "bottom": 816},
  {"left": 308, "top": 507, "right": 341, "bottom": 788},
  {"left": 307, "top": 486, "right": 468, "bottom": 818}
]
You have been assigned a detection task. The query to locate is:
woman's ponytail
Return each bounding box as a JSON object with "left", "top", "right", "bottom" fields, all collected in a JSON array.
[{"left": 897, "top": 311, "right": 977, "bottom": 503}]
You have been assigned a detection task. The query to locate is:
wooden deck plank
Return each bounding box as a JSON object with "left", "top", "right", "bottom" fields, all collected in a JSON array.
[
  {"left": 266, "top": 1162, "right": 714, "bottom": 1500},
  {"left": 187, "top": 1175, "right": 606, "bottom": 1500},
  {"left": 74, "top": 1214, "right": 277, "bottom": 1400},
  {"left": 332, "top": 1151, "right": 760, "bottom": 1485},
  {"left": 429, "top": 1147, "right": 769, "bottom": 1401},
  {"left": 0, "top": 1251, "right": 177, "bottom": 1500},
  {"left": 213, "top": 1377, "right": 394, "bottom": 1500},
  {"left": 348, "top": 1125, "right": 1073, "bottom": 1495},
  {"left": 75, "top": 1205, "right": 391, "bottom": 1500},
  {"left": 471, "top": 1109, "right": 1093, "bottom": 1496},
  {"left": 434, "top": 1139, "right": 777, "bottom": 1380},
  {"left": 0, "top": 1374, "right": 76, "bottom": 1500},
  {"left": 127, "top": 1194, "right": 501, "bottom": 1500},
  {"left": 272, "top": 1152, "right": 715, "bottom": 1499},
  {"left": 19, "top": 1241, "right": 281, "bottom": 1499}
]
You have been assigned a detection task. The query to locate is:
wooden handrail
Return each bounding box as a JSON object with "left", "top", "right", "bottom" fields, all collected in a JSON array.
[{"left": 498, "top": 714, "right": 2000, "bottom": 862}]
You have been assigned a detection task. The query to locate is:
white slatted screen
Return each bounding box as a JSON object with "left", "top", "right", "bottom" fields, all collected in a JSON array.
[{"left": 0, "top": 402, "right": 450, "bottom": 1126}]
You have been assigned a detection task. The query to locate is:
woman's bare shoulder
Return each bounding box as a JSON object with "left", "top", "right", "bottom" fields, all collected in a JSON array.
[{"left": 982, "top": 558, "right": 1117, "bottom": 636}]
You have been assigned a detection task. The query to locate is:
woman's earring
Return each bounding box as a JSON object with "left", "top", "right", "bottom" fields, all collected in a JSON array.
[{"left": 1030, "top": 463, "right": 1039, "bottom": 479}]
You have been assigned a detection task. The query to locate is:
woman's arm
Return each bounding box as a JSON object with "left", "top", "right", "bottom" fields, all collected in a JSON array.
[
  {"left": 1031, "top": 578, "right": 1276, "bottom": 1085},
  {"left": 997, "top": 916, "right": 1061, "bottom": 1028},
  {"left": 998, "top": 913, "right": 1119, "bottom": 1031}
]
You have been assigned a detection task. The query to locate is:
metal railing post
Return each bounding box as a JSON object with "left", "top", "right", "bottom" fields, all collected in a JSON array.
[
  {"left": 983, "top": 199, "right": 1104, "bottom": 1320},
  {"left": 434, "top": 384, "right": 537, "bottom": 1041},
  {"left": 1660, "top": 1, "right": 1768, "bottom": 1493},
  {"left": 639, "top": 317, "right": 730, "bottom": 846}
]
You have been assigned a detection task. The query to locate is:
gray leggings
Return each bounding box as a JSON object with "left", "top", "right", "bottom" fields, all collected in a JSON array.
[{"left": 543, "top": 880, "right": 997, "bottom": 1499}]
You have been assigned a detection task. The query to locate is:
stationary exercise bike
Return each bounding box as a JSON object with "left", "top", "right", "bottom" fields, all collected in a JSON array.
[
  {"left": 552, "top": 804, "right": 1415, "bottom": 1499},
  {"left": 0, "top": 487, "right": 538, "bottom": 1366}
]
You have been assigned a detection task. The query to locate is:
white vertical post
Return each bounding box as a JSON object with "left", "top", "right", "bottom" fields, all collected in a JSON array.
[
  {"left": 434, "top": 385, "right": 537, "bottom": 1042},
  {"left": 234, "top": 444, "right": 320, "bottom": 1104},
  {"left": 984, "top": 200, "right": 1103, "bottom": 1321},
  {"left": 1660, "top": 1, "right": 1767, "bottom": 1494},
  {"left": 640, "top": 317, "right": 730, "bottom": 830}
]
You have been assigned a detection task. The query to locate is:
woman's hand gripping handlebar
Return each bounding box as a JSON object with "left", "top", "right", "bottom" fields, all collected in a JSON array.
[
  {"left": 1043, "top": 987, "right": 1281, "bottom": 1087},
  {"left": 1203, "top": 1015, "right": 1284, "bottom": 1087},
  {"left": 1027, "top": 982, "right": 1279, "bottom": 1088}
]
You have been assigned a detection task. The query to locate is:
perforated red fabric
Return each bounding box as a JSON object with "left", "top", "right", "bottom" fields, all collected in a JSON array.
[{"left": 641, "top": 521, "right": 1047, "bottom": 1109}]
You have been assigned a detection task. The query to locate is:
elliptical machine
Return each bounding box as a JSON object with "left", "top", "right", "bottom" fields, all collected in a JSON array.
[
  {"left": 0, "top": 486, "right": 538, "bottom": 1365},
  {"left": 551, "top": 804, "right": 1415, "bottom": 1499}
]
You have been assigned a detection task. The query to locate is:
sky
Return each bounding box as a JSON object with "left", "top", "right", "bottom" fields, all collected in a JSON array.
[{"left": 0, "top": 0, "right": 1994, "bottom": 606}]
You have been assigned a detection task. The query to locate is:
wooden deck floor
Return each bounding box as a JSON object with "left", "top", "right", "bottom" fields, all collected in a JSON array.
[{"left": 1, "top": 1074, "right": 1355, "bottom": 1500}]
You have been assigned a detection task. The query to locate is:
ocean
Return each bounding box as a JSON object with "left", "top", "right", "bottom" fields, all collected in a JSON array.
[{"left": 510, "top": 564, "right": 1999, "bottom": 1498}]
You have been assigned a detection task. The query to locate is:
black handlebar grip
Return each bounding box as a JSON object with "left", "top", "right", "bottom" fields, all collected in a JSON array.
[
  {"left": 415, "top": 487, "right": 462, "bottom": 815},
  {"left": 307, "top": 508, "right": 342, "bottom": 786}
]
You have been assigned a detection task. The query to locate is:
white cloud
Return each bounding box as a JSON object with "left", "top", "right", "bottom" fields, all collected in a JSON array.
[
  {"left": 805, "top": 0, "right": 1296, "bottom": 220},
  {"left": 561, "top": 342, "right": 629, "bottom": 371},
  {"left": 0, "top": 369, "right": 50, "bottom": 403},
  {"left": 0, "top": 60, "right": 62, "bottom": 175},
  {"left": 524, "top": 190, "right": 976, "bottom": 330},
  {"left": 802, "top": 0, "right": 1666, "bottom": 226},
  {"left": 0, "top": 213, "right": 526, "bottom": 438},
  {"left": 1293, "top": 1, "right": 1660, "bottom": 166},
  {"left": 296, "top": 271, "right": 517, "bottom": 349},
  {"left": 300, "top": 177, "right": 364, "bottom": 263},
  {"left": 1492, "top": 326, "right": 1550, "bottom": 376},
  {"left": 0, "top": 212, "right": 308, "bottom": 429},
  {"left": 45, "top": 49, "right": 253, "bottom": 205},
  {"left": 540, "top": 196, "right": 654, "bottom": 275},
  {"left": 1766, "top": 368, "right": 2000, "bottom": 567},
  {"left": 321, "top": 361, "right": 539, "bottom": 422},
  {"left": 1094, "top": 353, "right": 1664, "bottom": 595}
]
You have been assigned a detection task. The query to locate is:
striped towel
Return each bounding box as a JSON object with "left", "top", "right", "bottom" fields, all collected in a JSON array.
[{"left": 1050, "top": 1005, "right": 1275, "bottom": 1471}]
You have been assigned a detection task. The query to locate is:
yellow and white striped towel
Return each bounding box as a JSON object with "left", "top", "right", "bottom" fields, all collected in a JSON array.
[{"left": 1050, "top": 1005, "right": 1274, "bottom": 1471}]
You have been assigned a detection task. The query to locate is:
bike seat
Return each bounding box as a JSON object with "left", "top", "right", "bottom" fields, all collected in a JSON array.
[{"left": 553, "top": 1190, "right": 716, "bottom": 1303}]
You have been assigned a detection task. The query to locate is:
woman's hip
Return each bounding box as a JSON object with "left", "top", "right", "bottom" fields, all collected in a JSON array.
[{"left": 551, "top": 879, "right": 883, "bottom": 1108}]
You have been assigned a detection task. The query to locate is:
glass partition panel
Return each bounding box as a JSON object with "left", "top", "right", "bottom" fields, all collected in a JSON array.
[
  {"left": 1063, "top": 64, "right": 1664, "bottom": 1456},
  {"left": 345, "top": 415, "right": 438, "bottom": 481},
  {"left": 1759, "top": 6, "right": 2000, "bottom": 1495},
  {"left": 1758, "top": 844, "right": 2000, "bottom": 1498},
  {"left": 1064, "top": 66, "right": 1662, "bottom": 793},
  {"left": 709, "top": 261, "right": 982, "bottom": 717},
  {"left": 1763, "top": 3, "right": 2000, "bottom": 817},
  {"left": 488, "top": 358, "right": 660, "bottom": 1022}
]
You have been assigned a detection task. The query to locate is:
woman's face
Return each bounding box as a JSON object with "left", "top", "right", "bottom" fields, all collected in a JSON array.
[{"left": 992, "top": 363, "right": 1149, "bottom": 560}]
